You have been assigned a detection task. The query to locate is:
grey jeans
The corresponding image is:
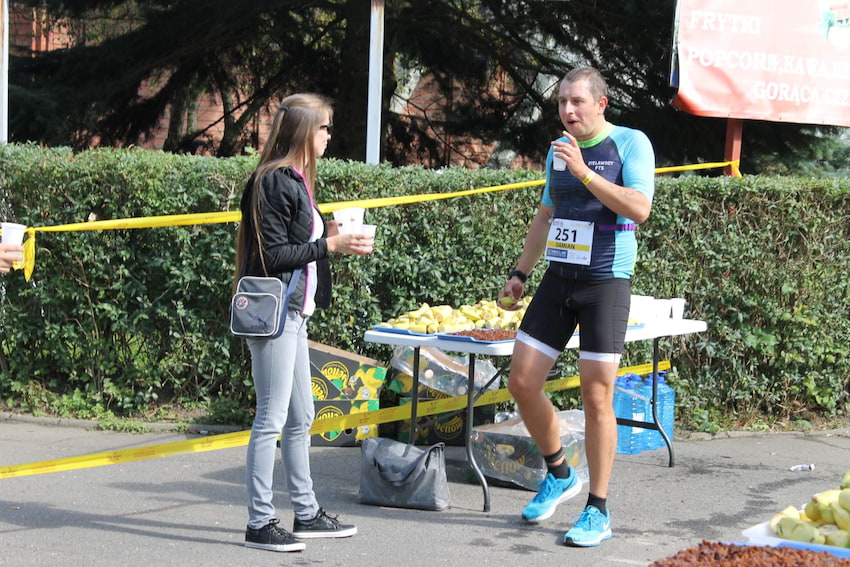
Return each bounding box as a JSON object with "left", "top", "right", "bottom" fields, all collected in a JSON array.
[{"left": 245, "top": 310, "right": 319, "bottom": 528}]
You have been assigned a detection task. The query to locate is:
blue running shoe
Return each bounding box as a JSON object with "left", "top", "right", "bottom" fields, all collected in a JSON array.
[
  {"left": 564, "top": 505, "right": 612, "bottom": 547},
  {"left": 521, "top": 470, "right": 582, "bottom": 523}
]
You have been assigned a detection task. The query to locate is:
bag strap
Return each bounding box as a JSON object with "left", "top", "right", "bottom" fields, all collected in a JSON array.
[
  {"left": 237, "top": 223, "right": 251, "bottom": 279},
  {"left": 237, "top": 217, "right": 303, "bottom": 309},
  {"left": 279, "top": 268, "right": 302, "bottom": 317},
  {"left": 376, "top": 441, "right": 444, "bottom": 486},
  {"left": 236, "top": 211, "right": 302, "bottom": 314}
]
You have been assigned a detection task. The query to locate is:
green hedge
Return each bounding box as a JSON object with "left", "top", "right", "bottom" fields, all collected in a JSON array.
[
  {"left": 0, "top": 144, "right": 848, "bottom": 427},
  {"left": 638, "top": 175, "right": 850, "bottom": 427}
]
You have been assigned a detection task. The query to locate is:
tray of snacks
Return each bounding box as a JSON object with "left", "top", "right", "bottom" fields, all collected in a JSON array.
[
  {"left": 740, "top": 472, "right": 850, "bottom": 559},
  {"left": 436, "top": 329, "right": 517, "bottom": 344},
  {"left": 375, "top": 300, "right": 529, "bottom": 336},
  {"left": 650, "top": 540, "right": 850, "bottom": 566},
  {"left": 372, "top": 325, "right": 435, "bottom": 336}
]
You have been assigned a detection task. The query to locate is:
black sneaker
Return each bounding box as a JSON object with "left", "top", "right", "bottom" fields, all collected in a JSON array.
[
  {"left": 245, "top": 519, "right": 306, "bottom": 552},
  {"left": 293, "top": 508, "right": 357, "bottom": 539}
]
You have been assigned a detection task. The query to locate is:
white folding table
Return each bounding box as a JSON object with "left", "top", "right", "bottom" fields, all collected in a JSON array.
[{"left": 364, "top": 318, "right": 707, "bottom": 512}]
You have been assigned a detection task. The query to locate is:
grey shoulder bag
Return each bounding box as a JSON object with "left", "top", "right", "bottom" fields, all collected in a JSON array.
[{"left": 230, "top": 269, "right": 302, "bottom": 338}]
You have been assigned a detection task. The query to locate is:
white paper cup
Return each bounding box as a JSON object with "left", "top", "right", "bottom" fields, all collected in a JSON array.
[
  {"left": 654, "top": 299, "right": 673, "bottom": 320},
  {"left": 333, "top": 208, "right": 364, "bottom": 234},
  {"left": 670, "top": 298, "right": 686, "bottom": 319},
  {"left": 552, "top": 156, "right": 567, "bottom": 171},
  {"left": 1, "top": 222, "right": 26, "bottom": 246},
  {"left": 1, "top": 222, "right": 26, "bottom": 270},
  {"left": 628, "top": 294, "right": 655, "bottom": 323},
  {"left": 358, "top": 224, "right": 377, "bottom": 253}
]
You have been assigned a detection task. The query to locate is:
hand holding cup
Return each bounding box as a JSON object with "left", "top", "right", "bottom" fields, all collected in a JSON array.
[
  {"left": 1, "top": 222, "right": 26, "bottom": 272},
  {"left": 327, "top": 215, "right": 376, "bottom": 256},
  {"left": 327, "top": 231, "right": 374, "bottom": 256},
  {"left": 551, "top": 131, "right": 586, "bottom": 177},
  {"left": 0, "top": 244, "right": 24, "bottom": 274}
]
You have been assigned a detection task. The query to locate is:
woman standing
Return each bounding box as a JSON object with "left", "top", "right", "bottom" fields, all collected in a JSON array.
[{"left": 235, "top": 93, "right": 373, "bottom": 553}]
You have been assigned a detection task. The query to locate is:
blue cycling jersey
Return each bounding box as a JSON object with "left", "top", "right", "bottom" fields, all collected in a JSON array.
[{"left": 541, "top": 123, "right": 655, "bottom": 280}]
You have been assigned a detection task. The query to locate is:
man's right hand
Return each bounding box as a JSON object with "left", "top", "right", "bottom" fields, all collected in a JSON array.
[{"left": 498, "top": 280, "right": 524, "bottom": 311}]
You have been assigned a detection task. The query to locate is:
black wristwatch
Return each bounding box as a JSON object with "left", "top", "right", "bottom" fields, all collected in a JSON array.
[{"left": 508, "top": 269, "right": 528, "bottom": 283}]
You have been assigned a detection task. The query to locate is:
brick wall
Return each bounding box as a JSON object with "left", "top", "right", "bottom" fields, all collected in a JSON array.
[{"left": 9, "top": 7, "right": 538, "bottom": 168}]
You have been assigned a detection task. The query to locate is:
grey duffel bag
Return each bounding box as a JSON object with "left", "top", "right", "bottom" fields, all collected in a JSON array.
[{"left": 359, "top": 437, "right": 450, "bottom": 511}]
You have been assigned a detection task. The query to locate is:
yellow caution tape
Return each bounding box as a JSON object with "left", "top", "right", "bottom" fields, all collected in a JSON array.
[
  {"left": 320, "top": 178, "right": 547, "bottom": 212},
  {"left": 0, "top": 360, "right": 669, "bottom": 479},
  {"left": 13, "top": 211, "right": 243, "bottom": 281},
  {"left": 0, "top": 430, "right": 252, "bottom": 479},
  {"left": 654, "top": 159, "right": 739, "bottom": 175},
  {"left": 9, "top": 159, "right": 739, "bottom": 280},
  {"left": 22, "top": 228, "right": 36, "bottom": 281},
  {"left": 318, "top": 359, "right": 669, "bottom": 431},
  {"left": 31, "top": 211, "right": 243, "bottom": 233}
]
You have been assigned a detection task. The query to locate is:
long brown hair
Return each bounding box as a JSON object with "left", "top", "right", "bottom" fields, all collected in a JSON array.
[{"left": 234, "top": 93, "right": 333, "bottom": 285}]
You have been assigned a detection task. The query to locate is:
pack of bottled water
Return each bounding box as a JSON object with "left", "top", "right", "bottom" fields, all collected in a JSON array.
[
  {"left": 470, "top": 409, "right": 589, "bottom": 491},
  {"left": 613, "top": 372, "right": 675, "bottom": 455},
  {"left": 390, "top": 346, "right": 499, "bottom": 398}
]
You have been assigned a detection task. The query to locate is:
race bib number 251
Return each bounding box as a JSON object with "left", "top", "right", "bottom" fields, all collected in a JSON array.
[{"left": 544, "top": 218, "right": 593, "bottom": 266}]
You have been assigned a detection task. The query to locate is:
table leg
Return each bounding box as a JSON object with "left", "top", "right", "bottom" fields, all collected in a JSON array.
[
  {"left": 651, "top": 338, "right": 675, "bottom": 467},
  {"left": 409, "top": 346, "right": 421, "bottom": 446},
  {"left": 465, "top": 353, "right": 490, "bottom": 512}
]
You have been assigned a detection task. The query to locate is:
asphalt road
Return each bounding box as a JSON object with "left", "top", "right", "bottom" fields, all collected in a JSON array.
[{"left": 2, "top": 416, "right": 849, "bottom": 566}]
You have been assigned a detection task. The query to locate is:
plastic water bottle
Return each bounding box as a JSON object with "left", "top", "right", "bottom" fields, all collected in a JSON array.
[
  {"left": 630, "top": 374, "right": 650, "bottom": 453},
  {"left": 639, "top": 375, "right": 659, "bottom": 451},
  {"left": 614, "top": 374, "right": 646, "bottom": 455},
  {"left": 642, "top": 372, "right": 674, "bottom": 451},
  {"left": 659, "top": 372, "right": 675, "bottom": 445},
  {"left": 613, "top": 375, "right": 628, "bottom": 454},
  {"left": 494, "top": 410, "right": 519, "bottom": 423},
  {"left": 657, "top": 372, "right": 674, "bottom": 446}
]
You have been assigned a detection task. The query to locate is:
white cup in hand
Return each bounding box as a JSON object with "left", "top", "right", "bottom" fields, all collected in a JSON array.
[
  {"left": 359, "top": 224, "right": 377, "bottom": 253},
  {"left": 552, "top": 137, "right": 570, "bottom": 171},
  {"left": 333, "top": 208, "right": 365, "bottom": 234},
  {"left": 552, "top": 156, "right": 567, "bottom": 171},
  {"left": 1, "top": 222, "right": 26, "bottom": 246},
  {"left": 1, "top": 222, "right": 26, "bottom": 270}
]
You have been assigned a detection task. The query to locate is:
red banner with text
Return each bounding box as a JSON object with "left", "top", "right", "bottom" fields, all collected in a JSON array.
[{"left": 673, "top": 0, "right": 850, "bottom": 127}]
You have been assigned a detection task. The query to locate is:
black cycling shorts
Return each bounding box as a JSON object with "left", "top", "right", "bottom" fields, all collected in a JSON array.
[{"left": 518, "top": 271, "right": 631, "bottom": 356}]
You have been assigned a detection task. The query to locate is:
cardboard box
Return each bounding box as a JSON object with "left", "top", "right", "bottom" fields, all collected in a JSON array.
[
  {"left": 307, "top": 341, "right": 387, "bottom": 446},
  {"left": 311, "top": 373, "right": 343, "bottom": 401},
  {"left": 311, "top": 399, "right": 379, "bottom": 447},
  {"left": 309, "top": 340, "right": 387, "bottom": 402},
  {"left": 396, "top": 396, "right": 496, "bottom": 446}
]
